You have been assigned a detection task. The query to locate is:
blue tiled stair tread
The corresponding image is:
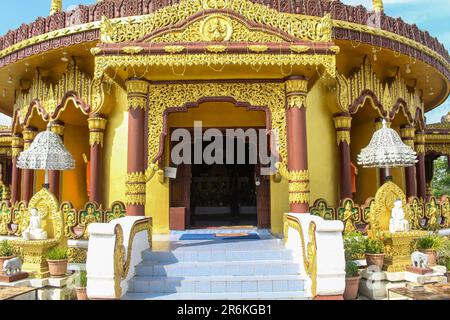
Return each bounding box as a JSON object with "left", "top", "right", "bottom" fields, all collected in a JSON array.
[{"left": 179, "top": 233, "right": 260, "bottom": 240}]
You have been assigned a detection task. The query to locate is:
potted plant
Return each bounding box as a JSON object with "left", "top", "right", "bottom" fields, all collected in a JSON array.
[
  {"left": 437, "top": 237, "right": 450, "bottom": 281},
  {"left": 0, "top": 240, "right": 15, "bottom": 271},
  {"left": 75, "top": 271, "right": 88, "bottom": 300},
  {"left": 343, "top": 231, "right": 366, "bottom": 300},
  {"left": 46, "top": 247, "right": 68, "bottom": 278},
  {"left": 365, "top": 238, "right": 385, "bottom": 271},
  {"left": 416, "top": 234, "right": 445, "bottom": 266}
]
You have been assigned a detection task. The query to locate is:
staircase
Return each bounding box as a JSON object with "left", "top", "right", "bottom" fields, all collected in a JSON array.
[{"left": 123, "top": 230, "right": 309, "bottom": 300}]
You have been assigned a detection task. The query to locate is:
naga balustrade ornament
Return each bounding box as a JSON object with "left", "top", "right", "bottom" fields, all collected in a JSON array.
[
  {"left": 357, "top": 119, "right": 417, "bottom": 177},
  {"left": 16, "top": 122, "right": 75, "bottom": 187}
]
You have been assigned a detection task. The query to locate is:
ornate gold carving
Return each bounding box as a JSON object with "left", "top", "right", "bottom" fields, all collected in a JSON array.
[
  {"left": 287, "top": 95, "right": 307, "bottom": 109},
  {"left": 289, "top": 45, "right": 310, "bottom": 53},
  {"left": 90, "top": 47, "right": 102, "bottom": 56},
  {"left": 368, "top": 181, "right": 406, "bottom": 238},
  {"left": 88, "top": 117, "right": 107, "bottom": 147},
  {"left": 148, "top": 82, "right": 288, "bottom": 172},
  {"left": 11, "top": 136, "right": 23, "bottom": 157},
  {"left": 99, "top": 0, "right": 332, "bottom": 44},
  {"left": 284, "top": 215, "right": 317, "bottom": 298},
  {"left": 200, "top": 15, "right": 233, "bottom": 42},
  {"left": 67, "top": 247, "right": 87, "bottom": 264},
  {"left": 285, "top": 79, "right": 308, "bottom": 94},
  {"left": 15, "top": 61, "right": 96, "bottom": 124},
  {"left": 50, "top": 123, "right": 65, "bottom": 136},
  {"left": 126, "top": 171, "right": 146, "bottom": 206},
  {"left": 164, "top": 45, "right": 185, "bottom": 54},
  {"left": 126, "top": 80, "right": 149, "bottom": 110},
  {"left": 206, "top": 45, "right": 227, "bottom": 53},
  {"left": 113, "top": 218, "right": 152, "bottom": 299},
  {"left": 310, "top": 199, "right": 335, "bottom": 220},
  {"left": 122, "top": 46, "right": 144, "bottom": 55},
  {"left": 336, "top": 58, "right": 424, "bottom": 122},
  {"left": 425, "top": 144, "right": 450, "bottom": 155},
  {"left": 338, "top": 199, "right": 360, "bottom": 233},
  {"left": 10, "top": 188, "right": 66, "bottom": 278},
  {"left": 95, "top": 54, "right": 336, "bottom": 79},
  {"left": 150, "top": 17, "right": 284, "bottom": 44},
  {"left": 247, "top": 45, "right": 269, "bottom": 53},
  {"left": 127, "top": 172, "right": 147, "bottom": 184},
  {"left": 336, "top": 131, "right": 351, "bottom": 146}
]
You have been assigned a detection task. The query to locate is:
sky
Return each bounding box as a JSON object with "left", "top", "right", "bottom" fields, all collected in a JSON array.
[{"left": 0, "top": 0, "right": 448, "bottom": 125}]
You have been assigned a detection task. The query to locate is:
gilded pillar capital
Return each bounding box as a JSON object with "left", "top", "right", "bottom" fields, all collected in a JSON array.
[
  {"left": 285, "top": 77, "right": 308, "bottom": 109},
  {"left": 415, "top": 131, "right": 426, "bottom": 155},
  {"left": 333, "top": 114, "right": 352, "bottom": 146},
  {"left": 11, "top": 135, "right": 23, "bottom": 157},
  {"left": 50, "top": 121, "right": 65, "bottom": 136},
  {"left": 400, "top": 125, "right": 415, "bottom": 149},
  {"left": 23, "top": 127, "right": 38, "bottom": 150},
  {"left": 126, "top": 79, "right": 149, "bottom": 110},
  {"left": 88, "top": 115, "right": 108, "bottom": 147}
]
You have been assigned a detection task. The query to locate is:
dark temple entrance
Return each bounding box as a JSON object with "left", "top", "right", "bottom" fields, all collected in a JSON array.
[{"left": 169, "top": 132, "right": 270, "bottom": 229}]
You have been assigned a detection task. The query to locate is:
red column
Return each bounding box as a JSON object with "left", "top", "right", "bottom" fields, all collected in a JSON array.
[
  {"left": 334, "top": 114, "right": 353, "bottom": 200},
  {"left": 285, "top": 77, "right": 310, "bottom": 213},
  {"left": 125, "top": 79, "right": 149, "bottom": 216},
  {"left": 400, "top": 125, "right": 417, "bottom": 198},
  {"left": 88, "top": 114, "right": 107, "bottom": 205},
  {"left": 11, "top": 135, "right": 23, "bottom": 205},
  {"left": 415, "top": 131, "right": 426, "bottom": 200},
  {"left": 49, "top": 121, "right": 65, "bottom": 199},
  {"left": 22, "top": 127, "right": 38, "bottom": 202}
]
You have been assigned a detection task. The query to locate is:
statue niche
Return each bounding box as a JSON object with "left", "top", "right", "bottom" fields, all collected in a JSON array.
[
  {"left": 368, "top": 181, "right": 427, "bottom": 272},
  {"left": 10, "top": 188, "right": 66, "bottom": 278}
]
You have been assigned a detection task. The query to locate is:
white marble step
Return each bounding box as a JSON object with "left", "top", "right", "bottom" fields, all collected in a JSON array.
[
  {"left": 123, "top": 291, "right": 310, "bottom": 300},
  {"left": 135, "top": 260, "right": 301, "bottom": 277},
  {"left": 129, "top": 275, "right": 306, "bottom": 293},
  {"left": 142, "top": 248, "right": 294, "bottom": 263}
]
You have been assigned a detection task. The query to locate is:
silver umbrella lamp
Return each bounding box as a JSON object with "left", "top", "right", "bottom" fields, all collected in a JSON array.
[
  {"left": 17, "top": 122, "right": 75, "bottom": 189},
  {"left": 357, "top": 119, "right": 417, "bottom": 180}
]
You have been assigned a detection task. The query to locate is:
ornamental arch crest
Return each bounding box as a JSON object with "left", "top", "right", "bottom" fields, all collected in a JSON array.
[{"left": 146, "top": 82, "right": 287, "bottom": 174}]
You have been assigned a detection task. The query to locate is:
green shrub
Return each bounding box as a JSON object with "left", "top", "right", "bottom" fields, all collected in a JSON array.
[
  {"left": 0, "top": 240, "right": 14, "bottom": 257},
  {"left": 345, "top": 260, "right": 359, "bottom": 278},
  {"left": 343, "top": 231, "right": 366, "bottom": 261},
  {"left": 77, "top": 271, "right": 87, "bottom": 288},
  {"left": 47, "top": 247, "right": 68, "bottom": 260},
  {"left": 416, "top": 234, "right": 445, "bottom": 251},
  {"left": 365, "top": 239, "right": 384, "bottom": 254}
]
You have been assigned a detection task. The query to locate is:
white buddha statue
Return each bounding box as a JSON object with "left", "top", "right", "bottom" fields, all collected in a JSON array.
[
  {"left": 389, "top": 199, "right": 410, "bottom": 233},
  {"left": 22, "top": 208, "right": 47, "bottom": 240}
]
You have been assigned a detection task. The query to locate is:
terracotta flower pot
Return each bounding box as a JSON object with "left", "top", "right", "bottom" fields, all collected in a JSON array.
[
  {"left": 343, "top": 276, "right": 361, "bottom": 300},
  {"left": 365, "top": 253, "right": 385, "bottom": 271},
  {"left": 47, "top": 259, "right": 68, "bottom": 278},
  {"left": 0, "top": 256, "right": 15, "bottom": 273},
  {"left": 420, "top": 249, "right": 437, "bottom": 266},
  {"left": 76, "top": 287, "right": 89, "bottom": 300}
]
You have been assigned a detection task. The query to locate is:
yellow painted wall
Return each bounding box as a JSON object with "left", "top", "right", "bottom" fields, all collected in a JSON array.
[
  {"left": 61, "top": 124, "right": 90, "bottom": 209},
  {"left": 306, "top": 80, "right": 340, "bottom": 206},
  {"left": 351, "top": 119, "right": 379, "bottom": 204},
  {"left": 270, "top": 177, "right": 289, "bottom": 236},
  {"left": 103, "top": 87, "right": 128, "bottom": 207}
]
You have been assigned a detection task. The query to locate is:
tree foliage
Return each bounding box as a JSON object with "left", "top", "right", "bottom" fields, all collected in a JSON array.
[{"left": 432, "top": 156, "right": 450, "bottom": 197}]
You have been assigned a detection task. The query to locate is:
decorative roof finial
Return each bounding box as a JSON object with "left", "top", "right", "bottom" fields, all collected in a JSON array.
[
  {"left": 50, "top": 0, "right": 62, "bottom": 16},
  {"left": 373, "top": 0, "right": 384, "bottom": 13}
]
